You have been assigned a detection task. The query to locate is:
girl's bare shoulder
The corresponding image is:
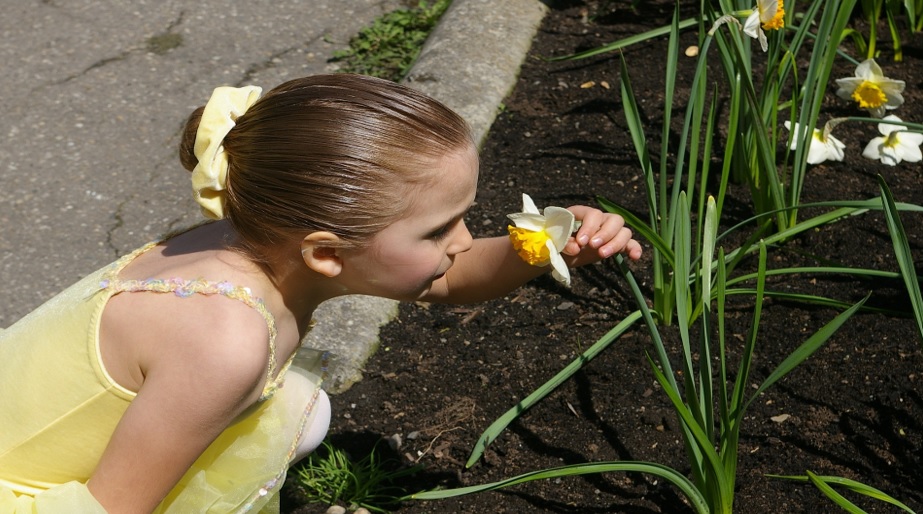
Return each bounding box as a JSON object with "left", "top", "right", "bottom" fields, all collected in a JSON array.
[{"left": 100, "top": 222, "right": 277, "bottom": 401}]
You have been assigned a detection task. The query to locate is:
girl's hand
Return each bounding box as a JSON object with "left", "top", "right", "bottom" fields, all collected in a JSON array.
[{"left": 561, "top": 206, "right": 642, "bottom": 265}]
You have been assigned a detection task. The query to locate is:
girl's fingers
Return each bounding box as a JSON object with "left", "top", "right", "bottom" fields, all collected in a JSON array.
[
  {"left": 626, "top": 239, "right": 643, "bottom": 260},
  {"left": 565, "top": 207, "right": 643, "bottom": 261},
  {"left": 598, "top": 227, "right": 634, "bottom": 258},
  {"left": 590, "top": 214, "right": 627, "bottom": 249}
]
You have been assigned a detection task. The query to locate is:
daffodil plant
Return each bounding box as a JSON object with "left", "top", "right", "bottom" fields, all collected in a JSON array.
[
  {"left": 415, "top": 194, "right": 873, "bottom": 514},
  {"left": 843, "top": 0, "right": 921, "bottom": 62},
  {"left": 703, "top": 0, "right": 859, "bottom": 229},
  {"left": 742, "top": 0, "right": 785, "bottom": 51},
  {"left": 507, "top": 193, "right": 576, "bottom": 287},
  {"left": 862, "top": 115, "right": 923, "bottom": 165},
  {"left": 835, "top": 58, "right": 906, "bottom": 118},
  {"left": 408, "top": 4, "right": 923, "bottom": 514},
  {"left": 784, "top": 119, "right": 846, "bottom": 164}
]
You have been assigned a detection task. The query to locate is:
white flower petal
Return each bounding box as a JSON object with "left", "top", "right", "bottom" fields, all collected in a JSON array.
[
  {"left": 806, "top": 139, "right": 827, "bottom": 164},
  {"left": 878, "top": 115, "right": 904, "bottom": 135},
  {"left": 507, "top": 212, "right": 547, "bottom": 232},
  {"left": 863, "top": 137, "right": 884, "bottom": 160},
  {"left": 784, "top": 120, "right": 798, "bottom": 150},
  {"left": 541, "top": 206, "right": 575, "bottom": 250},
  {"left": 743, "top": 11, "right": 761, "bottom": 38},
  {"left": 880, "top": 80, "right": 906, "bottom": 101},
  {"left": 880, "top": 145, "right": 901, "bottom": 166},
  {"left": 900, "top": 132, "right": 923, "bottom": 146},
  {"left": 897, "top": 141, "right": 923, "bottom": 162},
  {"left": 826, "top": 135, "right": 846, "bottom": 161},
  {"left": 856, "top": 58, "right": 878, "bottom": 79},
  {"left": 758, "top": 0, "right": 779, "bottom": 23},
  {"left": 521, "top": 193, "right": 541, "bottom": 215},
  {"left": 547, "top": 246, "right": 572, "bottom": 287}
]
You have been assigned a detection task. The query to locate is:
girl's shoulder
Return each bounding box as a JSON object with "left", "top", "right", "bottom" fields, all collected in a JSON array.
[
  {"left": 107, "top": 288, "right": 273, "bottom": 399},
  {"left": 99, "top": 222, "right": 281, "bottom": 400}
]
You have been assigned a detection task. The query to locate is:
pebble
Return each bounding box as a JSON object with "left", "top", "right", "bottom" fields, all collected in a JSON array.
[
  {"left": 325, "top": 506, "right": 346, "bottom": 514},
  {"left": 556, "top": 301, "right": 575, "bottom": 311},
  {"left": 354, "top": 509, "right": 372, "bottom": 514}
]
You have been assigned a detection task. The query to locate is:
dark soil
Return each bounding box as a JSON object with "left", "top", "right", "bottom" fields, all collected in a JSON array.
[{"left": 284, "top": 1, "right": 923, "bottom": 512}]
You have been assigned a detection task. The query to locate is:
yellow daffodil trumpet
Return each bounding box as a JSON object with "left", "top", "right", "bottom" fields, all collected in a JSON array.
[{"left": 507, "top": 193, "right": 576, "bottom": 287}]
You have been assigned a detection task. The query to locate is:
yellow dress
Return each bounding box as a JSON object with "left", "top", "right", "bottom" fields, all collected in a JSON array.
[{"left": 0, "top": 239, "right": 327, "bottom": 513}]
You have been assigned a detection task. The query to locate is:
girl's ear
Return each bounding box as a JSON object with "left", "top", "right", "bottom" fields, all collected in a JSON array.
[{"left": 300, "top": 232, "right": 343, "bottom": 277}]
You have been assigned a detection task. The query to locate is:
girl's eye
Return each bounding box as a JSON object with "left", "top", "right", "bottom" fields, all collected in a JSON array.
[
  {"left": 430, "top": 218, "right": 462, "bottom": 242},
  {"left": 429, "top": 225, "right": 452, "bottom": 243}
]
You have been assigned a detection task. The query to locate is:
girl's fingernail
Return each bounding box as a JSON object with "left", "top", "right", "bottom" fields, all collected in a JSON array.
[
  {"left": 591, "top": 237, "right": 603, "bottom": 247},
  {"left": 578, "top": 234, "right": 589, "bottom": 245}
]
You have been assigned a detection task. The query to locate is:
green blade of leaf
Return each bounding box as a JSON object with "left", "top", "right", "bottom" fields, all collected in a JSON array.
[
  {"left": 646, "top": 353, "right": 732, "bottom": 510},
  {"left": 769, "top": 473, "right": 918, "bottom": 513},
  {"left": 878, "top": 175, "right": 923, "bottom": 346},
  {"left": 597, "top": 196, "right": 675, "bottom": 267},
  {"left": 805, "top": 470, "right": 867, "bottom": 514},
  {"left": 550, "top": 18, "right": 698, "bottom": 61},
  {"left": 410, "top": 460, "right": 709, "bottom": 514},
  {"left": 465, "top": 310, "right": 642, "bottom": 467},
  {"left": 745, "top": 294, "right": 870, "bottom": 411}
]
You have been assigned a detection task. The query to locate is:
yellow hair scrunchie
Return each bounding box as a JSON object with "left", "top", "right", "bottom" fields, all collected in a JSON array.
[{"left": 191, "top": 85, "right": 263, "bottom": 219}]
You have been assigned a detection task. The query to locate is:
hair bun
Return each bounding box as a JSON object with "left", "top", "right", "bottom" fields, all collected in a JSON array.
[{"left": 179, "top": 106, "right": 205, "bottom": 172}]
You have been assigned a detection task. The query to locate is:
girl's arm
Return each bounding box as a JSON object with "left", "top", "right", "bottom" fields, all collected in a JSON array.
[
  {"left": 426, "top": 206, "right": 642, "bottom": 304},
  {"left": 87, "top": 293, "right": 270, "bottom": 513}
]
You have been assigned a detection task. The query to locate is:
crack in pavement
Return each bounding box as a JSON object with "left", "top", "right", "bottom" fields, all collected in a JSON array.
[{"left": 46, "top": 12, "right": 186, "bottom": 88}]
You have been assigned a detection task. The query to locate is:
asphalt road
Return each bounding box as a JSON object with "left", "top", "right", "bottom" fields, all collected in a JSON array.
[{"left": 0, "top": 0, "right": 406, "bottom": 325}]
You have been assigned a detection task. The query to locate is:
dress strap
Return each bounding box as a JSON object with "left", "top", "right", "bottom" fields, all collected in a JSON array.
[{"left": 99, "top": 241, "right": 288, "bottom": 400}]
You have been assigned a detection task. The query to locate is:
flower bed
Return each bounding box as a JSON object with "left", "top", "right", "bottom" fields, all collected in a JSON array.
[{"left": 284, "top": 1, "right": 923, "bottom": 512}]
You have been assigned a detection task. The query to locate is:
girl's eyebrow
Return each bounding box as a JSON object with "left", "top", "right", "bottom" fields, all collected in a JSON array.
[{"left": 429, "top": 202, "right": 474, "bottom": 233}]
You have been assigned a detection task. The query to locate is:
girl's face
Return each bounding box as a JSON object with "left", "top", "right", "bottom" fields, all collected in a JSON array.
[{"left": 338, "top": 146, "right": 479, "bottom": 300}]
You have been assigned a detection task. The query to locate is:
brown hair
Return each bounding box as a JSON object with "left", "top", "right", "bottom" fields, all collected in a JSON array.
[{"left": 179, "top": 74, "right": 474, "bottom": 262}]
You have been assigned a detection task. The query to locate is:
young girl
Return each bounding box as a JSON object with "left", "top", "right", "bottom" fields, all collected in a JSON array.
[{"left": 0, "top": 74, "right": 641, "bottom": 513}]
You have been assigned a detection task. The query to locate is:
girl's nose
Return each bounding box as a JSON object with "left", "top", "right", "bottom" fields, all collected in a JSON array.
[{"left": 448, "top": 220, "right": 473, "bottom": 255}]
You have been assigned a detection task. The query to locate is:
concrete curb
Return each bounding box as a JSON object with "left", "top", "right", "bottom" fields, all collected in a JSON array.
[{"left": 314, "top": 0, "right": 549, "bottom": 394}]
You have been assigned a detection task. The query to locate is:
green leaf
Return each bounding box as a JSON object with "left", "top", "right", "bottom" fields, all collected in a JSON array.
[
  {"left": 597, "top": 197, "right": 674, "bottom": 268},
  {"left": 770, "top": 473, "right": 918, "bottom": 512},
  {"left": 549, "top": 18, "right": 698, "bottom": 61},
  {"left": 805, "top": 471, "right": 867, "bottom": 514},
  {"left": 410, "top": 461, "right": 709, "bottom": 514},
  {"left": 879, "top": 175, "right": 923, "bottom": 346},
  {"left": 746, "top": 294, "right": 870, "bottom": 411},
  {"left": 465, "top": 311, "right": 642, "bottom": 467}
]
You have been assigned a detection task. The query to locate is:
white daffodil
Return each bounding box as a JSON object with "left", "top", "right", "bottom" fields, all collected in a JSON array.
[
  {"left": 507, "top": 193, "right": 576, "bottom": 287},
  {"left": 743, "top": 0, "right": 785, "bottom": 52},
  {"left": 835, "top": 59, "right": 905, "bottom": 118},
  {"left": 862, "top": 115, "right": 923, "bottom": 166},
  {"left": 784, "top": 120, "right": 846, "bottom": 164}
]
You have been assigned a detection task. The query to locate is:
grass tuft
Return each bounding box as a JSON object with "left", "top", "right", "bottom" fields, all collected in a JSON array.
[
  {"left": 331, "top": 0, "right": 452, "bottom": 81},
  {"left": 292, "top": 440, "right": 422, "bottom": 513}
]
